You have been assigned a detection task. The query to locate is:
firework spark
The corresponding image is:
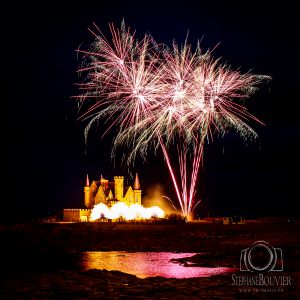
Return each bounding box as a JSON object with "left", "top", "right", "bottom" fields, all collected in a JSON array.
[{"left": 76, "top": 21, "right": 270, "bottom": 218}]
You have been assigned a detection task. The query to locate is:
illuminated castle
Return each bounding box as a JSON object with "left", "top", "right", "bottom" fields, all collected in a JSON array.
[
  {"left": 63, "top": 173, "right": 142, "bottom": 222},
  {"left": 84, "top": 174, "right": 142, "bottom": 208}
]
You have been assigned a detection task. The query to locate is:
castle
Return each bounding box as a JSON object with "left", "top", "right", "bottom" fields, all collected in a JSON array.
[{"left": 63, "top": 173, "right": 142, "bottom": 222}]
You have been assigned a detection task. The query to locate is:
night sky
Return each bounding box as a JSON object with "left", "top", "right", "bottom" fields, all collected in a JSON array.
[{"left": 3, "top": 1, "right": 299, "bottom": 221}]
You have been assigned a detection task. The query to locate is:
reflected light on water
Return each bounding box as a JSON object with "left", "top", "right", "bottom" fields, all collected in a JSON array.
[{"left": 81, "top": 252, "right": 236, "bottom": 279}]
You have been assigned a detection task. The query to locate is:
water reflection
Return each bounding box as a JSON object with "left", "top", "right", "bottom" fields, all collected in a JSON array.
[{"left": 81, "top": 251, "right": 235, "bottom": 279}]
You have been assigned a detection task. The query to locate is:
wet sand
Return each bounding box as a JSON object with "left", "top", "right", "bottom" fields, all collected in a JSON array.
[{"left": 0, "top": 221, "right": 299, "bottom": 299}]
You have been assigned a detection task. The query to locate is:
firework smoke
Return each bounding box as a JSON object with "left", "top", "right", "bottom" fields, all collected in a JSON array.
[
  {"left": 90, "top": 202, "right": 164, "bottom": 221},
  {"left": 76, "top": 21, "right": 270, "bottom": 218}
]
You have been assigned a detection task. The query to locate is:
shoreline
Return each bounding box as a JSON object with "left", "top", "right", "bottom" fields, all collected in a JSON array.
[{"left": 0, "top": 222, "right": 299, "bottom": 298}]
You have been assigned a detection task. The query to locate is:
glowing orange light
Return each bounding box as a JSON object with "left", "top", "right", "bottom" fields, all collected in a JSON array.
[{"left": 89, "top": 202, "right": 164, "bottom": 221}]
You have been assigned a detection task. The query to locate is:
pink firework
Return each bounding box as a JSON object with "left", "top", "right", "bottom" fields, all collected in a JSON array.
[{"left": 76, "top": 21, "right": 269, "bottom": 218}]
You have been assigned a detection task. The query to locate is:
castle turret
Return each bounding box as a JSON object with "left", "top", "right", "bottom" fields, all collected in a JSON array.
[
  {"left": 100, "top": 175, "right": 109, "bottom": 191},
  {"left": 134, "top": 173, "right": 141, "bottom": 190},
  {"left": 107, "top": 190, "right": 113, "bottom": 200},
  {"left": 114, "top": 176, "right": 124, "bottom": 201},
  {"left": 133, "top": 173, "right": 142, "bottom": 205},
  {"left": 84, "top": 174, "right": 91, "bottom": 208}
]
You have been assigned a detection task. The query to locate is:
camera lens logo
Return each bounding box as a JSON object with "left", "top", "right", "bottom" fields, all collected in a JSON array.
[{"left": 240, "top": 241, "right": 283, "bottom": 272}]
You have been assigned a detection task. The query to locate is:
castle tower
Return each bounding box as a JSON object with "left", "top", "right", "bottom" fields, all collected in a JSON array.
[
  {"left": 84, "top": 174, "right": 91, "bottom": 208},
  {"left": 134, "top": 173, "right": 141, "bottom": 190},
  {"left": 133, "top": 173, "right": 142, "bottom": 205},
  {"left": 114, "top": 176, "right": 124, "bottom": 201},
  {"left": 100, "top": 175, "right": 109, "bottom": 191}
]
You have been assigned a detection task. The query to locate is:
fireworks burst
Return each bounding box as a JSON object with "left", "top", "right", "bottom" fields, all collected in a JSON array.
[{"left": 76, "top": 21, "right": 270, "bottom": 218}]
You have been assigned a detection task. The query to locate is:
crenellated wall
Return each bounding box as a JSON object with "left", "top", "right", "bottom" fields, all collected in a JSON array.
[{"left": 63, "top": 209, "right": 91, "bottom": 222}]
